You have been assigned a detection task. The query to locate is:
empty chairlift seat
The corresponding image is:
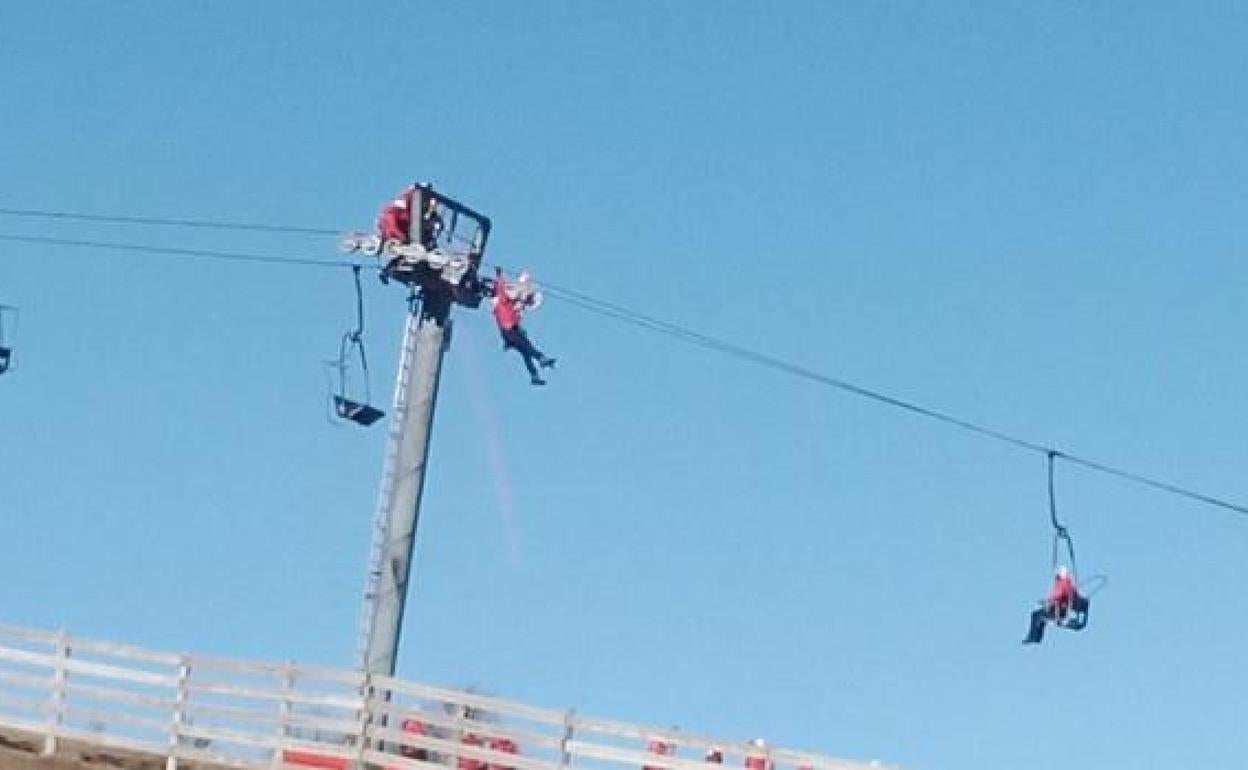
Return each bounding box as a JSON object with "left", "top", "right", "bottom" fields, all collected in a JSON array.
[{"left": 334, "top": 395, "right": 385, "bottom": 426}]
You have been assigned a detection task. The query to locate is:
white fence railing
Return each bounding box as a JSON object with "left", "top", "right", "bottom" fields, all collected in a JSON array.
[{"left": 0, "top": 623, "right": 892, "bottom": 770}]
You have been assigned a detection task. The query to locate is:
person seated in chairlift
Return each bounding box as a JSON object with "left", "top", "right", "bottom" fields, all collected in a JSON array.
[
  {"left": 1022, "top": 564, "right": 1078, "bottom": 645},
  {"left": 492, "top": 267, "right": 556, "bottom": 386}
]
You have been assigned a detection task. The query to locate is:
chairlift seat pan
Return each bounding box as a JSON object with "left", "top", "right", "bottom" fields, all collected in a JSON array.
[
  {"left": 0, "top": 346, "right": 10, "bottom": 374},
  {"left": 1047, "top": 594, "right": 1090, "bottom": 631},
  {"left": 334, "top": 396, "right": 385, "bottom": 426}
]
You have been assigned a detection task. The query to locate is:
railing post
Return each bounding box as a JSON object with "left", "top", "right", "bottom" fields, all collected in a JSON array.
[
  {"left": 352, "top": 673, "right": 374, "bottom": 770},
  {"left": 166, "top": 655, "right": 191, "bottom": 770},
  {"left": 271, "top": 661, "right": 297, "bottom": 769},
  {"left": 558, "top": 709, "right": 576, "bottom": 770},
  {"left": 42, "top": 631, "right": 70, "bottom": 757}
]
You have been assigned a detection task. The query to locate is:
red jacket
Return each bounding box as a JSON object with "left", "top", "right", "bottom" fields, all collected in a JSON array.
[
  {"left": 398, "top": 718, "right": 427, "bottom": 760},
  {"left": 1047, "top": 574, "right": 1075, "bottom": 607},
  {"left": 458, "top": 732, "right": 484, "bottom": 770},
  {"left": 643, "top": 739, "right": 673, "bottom": 770},
  {"left": 486, "top": 737, "right": 518, "bottom": 770},
  {"left": 377, "top": 186, "right": 414, "bottom": 242},
  {"left": 493, "top": 276, "right": 521, "bottom": 330}
]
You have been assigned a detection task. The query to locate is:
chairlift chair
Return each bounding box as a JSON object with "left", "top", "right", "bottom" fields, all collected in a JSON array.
[
  {"left": 1031, "top": 451, "right": 1107, "bottom": 636},
  {"left": 329, "top": 330, "right": 385, "bottom": 427},
  {"left": 328, "top": 268, "right": 385, "bottom": 427}
]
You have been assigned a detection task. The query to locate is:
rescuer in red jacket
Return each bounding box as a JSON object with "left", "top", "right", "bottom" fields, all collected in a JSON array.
[
  {"left": 377, "top": 185, "right": 415, "bottom": 244},
  {"left": 377, "top": 184, "right": 443, "bottom": 283},
  {"left": 1023, "top": 565, "right": 1077, "bottom": 644},
  {"left": 493, "top": 267, "right": 555, "bottom": 386}
]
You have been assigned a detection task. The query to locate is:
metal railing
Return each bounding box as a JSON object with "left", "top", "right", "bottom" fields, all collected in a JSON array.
[{"left": 0, "top": 622, "right": 892, "bottom": 770}]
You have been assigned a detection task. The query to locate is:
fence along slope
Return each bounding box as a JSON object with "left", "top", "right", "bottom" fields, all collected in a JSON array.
[{"left": 0, "top": 623, "right": 893, "bottom": 770}]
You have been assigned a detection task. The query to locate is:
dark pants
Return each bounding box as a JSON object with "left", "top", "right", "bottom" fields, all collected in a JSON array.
[
  {"left": 1024, "top": 608, "right": 1049, "bottom": 644},
  {"left": 1024, "top": 601, "right": 1070, "bottom": 644},
  {"left": 501, "top": 325, "right": 546, "bottom": 379}
]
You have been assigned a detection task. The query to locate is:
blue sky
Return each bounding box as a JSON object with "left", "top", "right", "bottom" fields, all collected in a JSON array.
[{"left": 3, "top": 3, "right": 1248, "bottom": 769}]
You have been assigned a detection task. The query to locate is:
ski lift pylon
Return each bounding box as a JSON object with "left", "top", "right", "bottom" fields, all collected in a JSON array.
[{"left": 328, "top": 267, "right": 385, "bottom": 427}]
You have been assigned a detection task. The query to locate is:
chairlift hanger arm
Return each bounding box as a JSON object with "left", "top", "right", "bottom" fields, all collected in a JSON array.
[
  {"left": 1047, "top": 451, "right": 1066, "bottom": 534},
  {"left": 350, "top": 265, "right": 366, "bottom": 341},
  {"left": 1047, "top": 451, "right": 1079, "bottom": 577}
]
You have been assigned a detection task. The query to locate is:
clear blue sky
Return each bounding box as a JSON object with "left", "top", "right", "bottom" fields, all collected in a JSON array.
[{"left": 3, "top": 3, "right": 1248, "bottom": 768}]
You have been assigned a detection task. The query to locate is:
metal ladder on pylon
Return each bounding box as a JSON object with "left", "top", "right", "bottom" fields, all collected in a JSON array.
[{"left": 355, "top": 307, "right": 421, "bottom": 670}]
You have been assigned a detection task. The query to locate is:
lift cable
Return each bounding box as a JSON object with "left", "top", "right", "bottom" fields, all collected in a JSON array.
[
  {"left": 3, "top": 224, "right": 1246, "bottom": 519},
  {"left": 0, "top": 233, "right": 357, "bottom": 270},
  {"left": 526, "top": 277, "right": 1248, "bottom": 519},
  {"left": 0, "top": 207, "right": 337, "bottom": 236}
]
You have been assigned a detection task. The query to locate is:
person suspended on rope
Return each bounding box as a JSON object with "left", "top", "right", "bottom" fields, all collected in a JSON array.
[
  {"left": 1022, "top": 564, "right": 1079, "bottom": 645},
  {"left": 492, "top": 267, "right": 556, "bottom": 386}
]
